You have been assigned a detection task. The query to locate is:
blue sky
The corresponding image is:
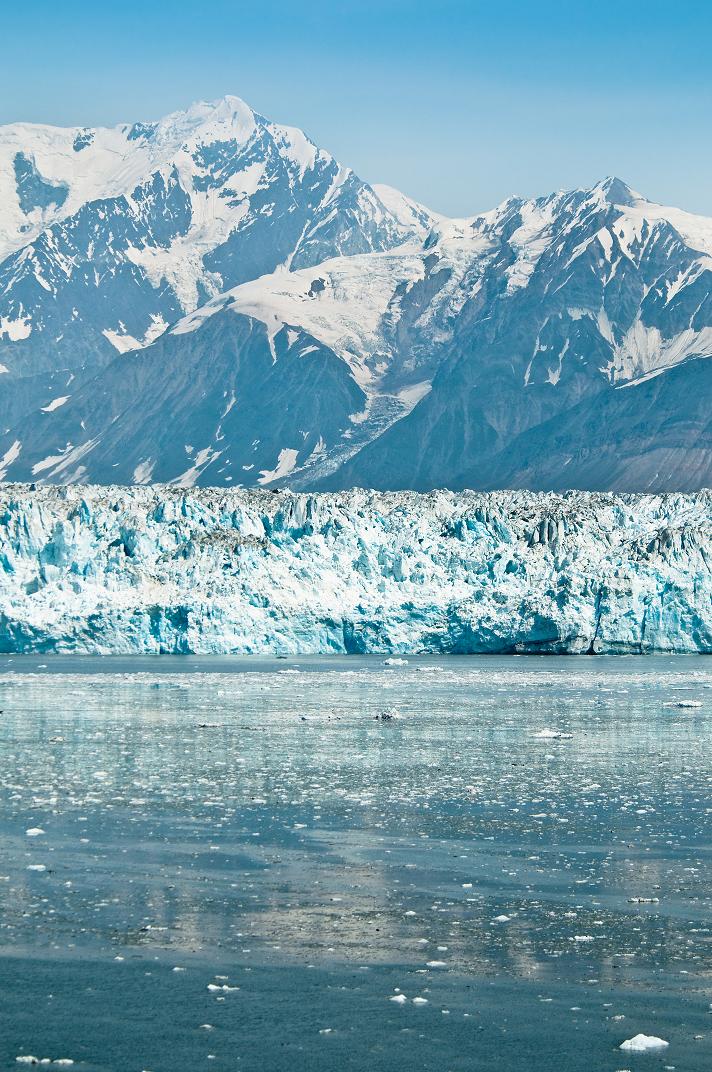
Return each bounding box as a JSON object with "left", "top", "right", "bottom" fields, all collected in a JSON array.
[{"left": 2, "top": 0, "right": 711, "bottom": 216}]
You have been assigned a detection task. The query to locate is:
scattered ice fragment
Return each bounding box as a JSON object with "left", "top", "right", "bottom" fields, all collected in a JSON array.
[
  {"left": 383, "top": 658, "right": 408, "bottom": 666},
  {"left": 25, "top": 828, "right": 45, "bottom": 837},
  {"left": 389, "top": 994, "right": 407, "bottom": 1004},
  {"left": 620, "top": 1035, "right": 669, "bottom": 1052},
  {"left": 15, "top": 1061, "right": 74, "bottom": 1067},
  {"left": 412, "top": 997, "right": 429, "bottom": 1005},
  {"left": 533, "top": 729, "right": 573, "bottom": 740}
]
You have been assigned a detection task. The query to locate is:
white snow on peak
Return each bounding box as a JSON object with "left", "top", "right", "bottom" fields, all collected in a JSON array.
[
  {"left": 158, "top": 95, "right": 258, "bottom": 145},
  {"left": 617, "top": 197, "right": 712, "bottom": 258},
  {"left": 504, "top": 197, "right": 563, "bottom": 293},
  {"left": 0, "top": 95, "right": 317, "bottom": 263},
  {"left": 590, "top": 175, "right": 645, "bottom": 206},
  {"left": 267, "top": 123, "right": 320, "bottom": 178},
  {"left": 372, "top": 183, "right": 441, "bottom": 236}
]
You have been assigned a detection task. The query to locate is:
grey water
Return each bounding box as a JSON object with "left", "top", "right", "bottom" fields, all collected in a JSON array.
[{"left": 0, "top": 655, "right": 710, "bottom": 1071}]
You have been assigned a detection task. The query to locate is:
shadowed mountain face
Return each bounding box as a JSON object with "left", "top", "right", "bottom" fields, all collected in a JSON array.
[
  {"left": 0, "top": 102, "right": 711, "bottom": 492},
  {"left": 0, "top": 310, "right": 367, "bottom": 487}
]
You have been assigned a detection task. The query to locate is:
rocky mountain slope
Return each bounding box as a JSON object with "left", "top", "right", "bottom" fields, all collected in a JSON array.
[{"left": 0, "top": 485, "right": 709, "bottom": 654}]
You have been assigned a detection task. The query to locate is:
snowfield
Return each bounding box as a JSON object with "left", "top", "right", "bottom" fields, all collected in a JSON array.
[{"left": 0, "top": 484, "right": 709, "bottom": 654}]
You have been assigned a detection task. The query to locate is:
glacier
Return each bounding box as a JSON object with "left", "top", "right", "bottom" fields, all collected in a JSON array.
[{"left": 0, "top": 484, "right": 709, "bottom": 654}]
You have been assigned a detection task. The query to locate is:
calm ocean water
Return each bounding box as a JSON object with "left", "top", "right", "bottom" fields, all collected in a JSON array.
[{"left": 0, "top": 655, "right": 710, "bottom": 1071}]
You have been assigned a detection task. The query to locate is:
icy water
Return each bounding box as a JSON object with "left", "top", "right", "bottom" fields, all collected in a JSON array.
[{"left": 0, "top": 656, "right": 711, "bottom": 1072}]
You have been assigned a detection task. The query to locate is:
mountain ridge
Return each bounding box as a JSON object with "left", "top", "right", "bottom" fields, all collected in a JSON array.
[
  {"left": 0, "top": 95, "right": 429, "bottom": 392},
  {"left": 0, "top": 98, "right": 711, "bottom": 492}
]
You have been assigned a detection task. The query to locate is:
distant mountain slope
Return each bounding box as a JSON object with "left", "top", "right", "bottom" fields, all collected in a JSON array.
[
  {"left": 0, "top": 99, "right": 711, "bottom": 492},
  {"left": 0, "top": 309, "right": 369, "bottom": 486},
  {"left": 317, "top": 179, "right": 712, "bottom": 491}
]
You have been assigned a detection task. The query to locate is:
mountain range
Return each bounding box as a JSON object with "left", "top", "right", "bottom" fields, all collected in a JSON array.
[{"left": 0, "top": 96, "right": 710, "bottom": 491}]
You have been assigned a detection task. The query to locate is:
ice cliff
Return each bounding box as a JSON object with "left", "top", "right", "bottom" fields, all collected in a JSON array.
[{"left": 0, "top": 484, "right": 709, "bottom": 654}]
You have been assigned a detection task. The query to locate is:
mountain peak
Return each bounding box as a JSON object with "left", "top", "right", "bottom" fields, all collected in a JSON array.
[
  {"left": 182, "top": 94, "right": 257, "bottom": 121},
  {"left": 593, "top": 176, "right": 642, "bottom": 207},
  {"left": 153, "top": 95, "right": 259, "bottom": 146}
]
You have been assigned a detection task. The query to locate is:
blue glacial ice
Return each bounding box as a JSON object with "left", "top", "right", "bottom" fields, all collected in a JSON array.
[{"left": 0, "top": 484, "right": 709, "bottom": 654}]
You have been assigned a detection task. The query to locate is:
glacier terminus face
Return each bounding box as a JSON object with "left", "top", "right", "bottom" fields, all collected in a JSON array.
[{"left": 0, "top": 484, "right": 709, "bottom": 655}]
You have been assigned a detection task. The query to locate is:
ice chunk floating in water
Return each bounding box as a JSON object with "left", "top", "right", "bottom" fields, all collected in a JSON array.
[{"left": 619, "top": 1034, "right": 670, "bottom": 1052}]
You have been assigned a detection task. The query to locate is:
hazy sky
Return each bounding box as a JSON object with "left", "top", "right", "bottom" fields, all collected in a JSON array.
[{"left": 3, "top": 0, "right": 711, "bottom": 217}]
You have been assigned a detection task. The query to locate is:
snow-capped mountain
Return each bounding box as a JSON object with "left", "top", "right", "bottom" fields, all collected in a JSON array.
[
  {"left": 0, "top": 99, "right": 711, "bottom": 491},
  {"left": 325, "top": 177, "right": 712, "bottom": 492},
  {"left": 0, "top": 96, "right": 430, "bottom": 419}
]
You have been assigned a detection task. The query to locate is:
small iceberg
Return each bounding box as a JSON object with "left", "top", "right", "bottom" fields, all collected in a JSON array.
[
  {"left": 619, "top": 1034, "right": 669, "bottom": 1052},
  {"left": 16, "top": 1060, "right": 74, "bottom": 1067},
  {"left": 532, "top": 729, "right": 573, "bottom": 740}
]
